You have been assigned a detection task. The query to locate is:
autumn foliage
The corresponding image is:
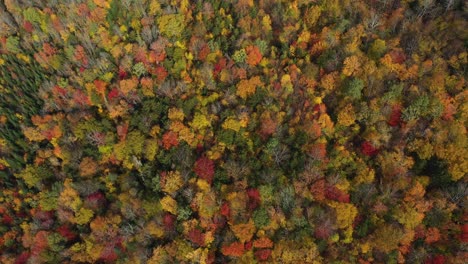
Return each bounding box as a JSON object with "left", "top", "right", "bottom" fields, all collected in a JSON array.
[{"left": 0, "top": 0, "right": 466, "bottom": 263}]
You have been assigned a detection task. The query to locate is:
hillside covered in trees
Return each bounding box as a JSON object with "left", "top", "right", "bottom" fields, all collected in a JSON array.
[{"left": 0, "top": 0, "right": 467, "bottom": 263}]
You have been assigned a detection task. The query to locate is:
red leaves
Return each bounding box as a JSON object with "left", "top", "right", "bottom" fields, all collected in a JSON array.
[
  {"left": 2, "top": 214, "right": 13, "bottom": 225},
  {"left": 194, "top": 156, "right": 215, "bottom": 184},
  {"left": 162, "top": 131, "right": 179, "bottom": 150},
  {"left": 310, "top": 178, "right": 326, "bottom": 201},
  {"left": 23, "top": 21, "right": 33, "bottom": 33},
  {"left": 361, "top": 141, "right": 378, "bottom": 157},
  {"left": 85, "top": 192, "right": 106, "bottom": 210},
  {"left": 325, "top": 185, "right": 350, "bottom": 203},
  {"left": 214, "top": 58, "right": 227, "bottom": 78},
  {"left": 424, "top": 255, "right": 446, "bottom": 264},
  {"left": 52, "top": 85, "right": 67, "bottom": 97},
  {"left": 73, "top": 90, "right": 91, "bottom": 106},
  {"left": 314, "top": 222, "right": 333, "bottom": 239},
  {"left": 14, "top": 252, "right": 30, "bottom": 264},
  {"left": 388, "top": 105, "right": 402, "bottom": 127},
  {"left": 220, "top": 202, "right": 231, "bottom": 218},
  {"left": 187, "top": 228, "right": 205, "bottom": 247},
  {"left": 99, "top": 247, "right": 118, "bottom": 263},
  {"left": 153, "top": 65, "right": 168, "bottom": 83},
  {"left": 221, "top": 242, "right": 245, "bottom": 257},
  {"left": 259, "top": 113, "right": 277, "bottom": 139},
  {"left": 57, "top": 225, "right": 76, "bottom": 241},
  {"left": 389, "top": 50, "right": 406, "bottom": 64},
  {"left": 460, "top": 224, "right": 468, "bottom": 243},
  {"left": 118, "top": 69, "right": 128, "bottom": 80},
  {"left": 163, "top": 213, "right": 176, "bottom": 230},
  {"left": 107, "top": 88, "right": 120, "bottom": 101},
  {"left": 254, "top": 249, "right": 272, "bottom": 261},
  {"left": 247, "top": 188, "right": 261, "bottom": 210}
]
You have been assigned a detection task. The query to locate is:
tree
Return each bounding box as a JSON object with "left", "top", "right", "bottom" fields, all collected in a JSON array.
[
  {"left": 194, "top": 156, "right": 215, "bottom": 184},
  {"left": 236, "top": 76, "right": 263, "bottom": 99},
  {"left": 342, "top": 55, "right": 361, "bottom": 77}
]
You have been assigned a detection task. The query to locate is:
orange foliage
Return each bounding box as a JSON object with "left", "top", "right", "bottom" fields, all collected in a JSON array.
[
  {"left": 253, "top": 237, "right": 273, "bottom": 248},
  {"left": 230, "top": 219, "right": 255, "bottom": 243},
  {"left": 425, "top": 227, "right": 440, "bottom": 244},
  {"left": 236, "top": 76, "right": 263, "bottom": 99},
  {"left": 162, "top": 131, "right": 179, "bottom": 150},
  {"left": 221, "top": 242, "right": 245, "bottom": 257},
  {"left": 79, "top": 157, "right": 98, "bottom": 177},
  {"left": 245, "top": 45, "right": 262, "bottom": 66}
]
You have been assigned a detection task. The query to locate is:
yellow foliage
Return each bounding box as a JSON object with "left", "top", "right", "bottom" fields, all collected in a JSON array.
[
  {"left": 360, "top": 242, "right": 371, "bottom": 254},
  {"left": 317, "top": 113, "right": 334, "bottom": 134},
  {"left": 160, "top": 196, "right": 178, "bottom": 214},
  {"left": 185, "top": 248, "right": 210, "bottom": 264},
  {"left": 271, "top": 239, "right": 321, "bottom": 263},
  {"left": 93, "top": 0, "right": 110, "bottom": 9},
  {"left": 262, "top": 15, "right": 272, "bottom": 32},
  {"left": 342, "top": 55, "right": 361, "bottom": 76},
  {"left": 377, "top": 150, "right": 414, "bottom": 178},
  {"left": 196, "top": 179, "right": 211, "bottom": 193},
  {"left": 148, "top": 246, "right": 171, "bottom": 264},
  {"left": 162, "top": 171, "right": 184, "bottom": 195},
  {"left": 380, "top": 54, "right": 405, "bottom": 74},
  {"left": 394, "top": 204, "right": 425, "bottom": 230},
  {"left": 408, "top": 139, "right": 433, "bottom": 160},
  {"left": 23, "top": 127, "right": 46, "bottom": 142},
  {"left": 15, "top": 165, "right": 41, "bottom": 188},
  {"left": 335, "top": 178, "right": 350, "bottom": 192},
  {"left": 372, "top": 224, "right": 404, "bottom": 253},
  {"left": 150, "top": 125, "right": 161, "bottom": 137},
  {"left": 190, "top": 112, "right": 211, "bottom": 130},
  {"left": 281, "top": 74, "right": 293, "bottom": 92},
  {"left": 148, "top": 0, "right": 162, "bottom": 15},
  {"left": 304, "top": 6, "right": 321, "bottom": 28},
  {"left": 158, "top": 14, "right": 185, "bottom": 38},
  {"left": 227, "top": 192, "right": 247, "bottom": 216},
  {"left": 194, "top": 191, "right": 217, "bottom": 218},
  {"left": 146, "top": 221, "right": 165, "bottom": 238},
  {"left": 59, "top": 179, "right": 82, "bottom": 211},
  {"left": 145, "top": 139, "right": 159, "bottom": 161},
  {"left": 207, "top": 142, "right": 226, "bottom": 160},
  {"left": 75, "top": 207, "right": 94, "bottom": 225},
  {"left": 337, "top": 104, "right": 356, "bottom": 126},
  {"left": 329, "top": 202, "right": 358, "bottom": 230},
  {"left": 222, "top": 117, "right": 242, "bottom": 132},
  {"left": 168, "top": 108, "right": 185, "bottom": 121},
  {"left": 354, "top": 166, "right": 375, "bottom": 185}
]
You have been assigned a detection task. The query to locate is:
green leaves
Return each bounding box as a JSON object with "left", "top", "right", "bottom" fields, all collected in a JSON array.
[{"left": 402, "top": 95, "right": 430, "bottom": 121}]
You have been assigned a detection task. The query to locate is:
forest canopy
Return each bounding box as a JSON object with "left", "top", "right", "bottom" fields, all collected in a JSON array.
[{"left": 0, "top": 0, "right": 467, "bottom": 263}]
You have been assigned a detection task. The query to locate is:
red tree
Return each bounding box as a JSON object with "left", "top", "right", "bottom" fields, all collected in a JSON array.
[{"left": 194, "top": 156, "right": 215, "bottom": 184}]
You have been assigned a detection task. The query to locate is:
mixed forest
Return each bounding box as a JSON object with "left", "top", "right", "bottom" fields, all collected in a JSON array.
[{"left": 0, "top": 0, "right": 467, "bottom": 263}]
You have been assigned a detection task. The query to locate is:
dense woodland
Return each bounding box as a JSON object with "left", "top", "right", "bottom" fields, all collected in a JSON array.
[{"left": 0, "top": 0, "right": 467, "bottom": 263}]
